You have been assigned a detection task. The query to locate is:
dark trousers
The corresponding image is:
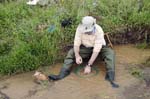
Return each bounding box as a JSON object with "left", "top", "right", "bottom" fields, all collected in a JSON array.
[{"left": 62, "top": 46, "right": 115, "bottom": 80}]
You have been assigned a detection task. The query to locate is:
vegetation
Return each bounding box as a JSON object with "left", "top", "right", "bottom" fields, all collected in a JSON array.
[{"left": 0, "top": 0, "right": 150, "bottom": 75}]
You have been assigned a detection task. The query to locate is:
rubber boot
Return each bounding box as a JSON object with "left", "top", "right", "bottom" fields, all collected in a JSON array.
[
  {"left": 105, "top": 71, "right": 119, "bottom": 88},
  {"left": 48, "top": 68, "right": 70, "bottom": 81}
]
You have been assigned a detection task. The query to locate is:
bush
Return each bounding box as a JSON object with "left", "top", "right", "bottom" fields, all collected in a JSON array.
[{"left": 0, "top": 41, "right": 39, "bottom": 75}]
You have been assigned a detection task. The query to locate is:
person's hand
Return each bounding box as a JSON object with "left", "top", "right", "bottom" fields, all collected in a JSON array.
[
  {"left": 84, "top": 65, "right": 91, "bottom": 74},
  {"left": 76, "top": 56, "right": 82, "bottom": 64}
]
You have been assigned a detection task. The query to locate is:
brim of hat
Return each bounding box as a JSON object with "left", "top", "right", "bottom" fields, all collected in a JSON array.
[
  {"left": 80, "top": 25, "right": 95, "bottom": 33},
  {"left": 84, "top": 28, "right": 93, "bottom": 33}
]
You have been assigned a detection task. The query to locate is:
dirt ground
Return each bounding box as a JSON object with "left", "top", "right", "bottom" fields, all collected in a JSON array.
[{"left": 0, "top": 45, "right": 150, "bottom": 99}]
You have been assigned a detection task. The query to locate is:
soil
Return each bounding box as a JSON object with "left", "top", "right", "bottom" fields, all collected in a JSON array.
[
  {"left": 108, "top": 30, "right": 150, "bottom": 45},
  {"left": 0, "top": 45, "right": 150, "bottom": 99}
]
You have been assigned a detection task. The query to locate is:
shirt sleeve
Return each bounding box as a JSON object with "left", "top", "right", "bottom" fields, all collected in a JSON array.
[
  {"left": 74, "top": 25, "right": 81, "bottom": 47},
  {"left": 93, "top": 26, "right": 105, "bottom": 53}
]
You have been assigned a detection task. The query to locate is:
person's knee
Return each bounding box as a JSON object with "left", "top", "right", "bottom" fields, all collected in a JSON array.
[
  {"left": 68, "top": 48, "right": 74, "bottom": 55},
  {"left": 106, "top": 48, "right": 115, "bottom": 56},
  {"left": 67, "top": 48, "right": 75, "bottom": 58}
]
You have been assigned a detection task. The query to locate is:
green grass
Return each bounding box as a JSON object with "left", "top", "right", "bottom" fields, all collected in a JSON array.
[{"left": 0, "top": 0, "right": 150, "bottom": 75}]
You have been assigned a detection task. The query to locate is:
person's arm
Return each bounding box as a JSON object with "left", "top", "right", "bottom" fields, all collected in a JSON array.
[
  {"left": 88, "top": 26, "right": 105, "bottom": 66},
  {"left": 84, "top": 26, "right": 105, "bottom": 74},
  {"left": 88, "top": 49, "right": 101, "bottom": 65},
  {"left": 74, "top": 25, "right": 82, "bottom": 64},
  {"left": 84, "top": 50, "right": 101, "bottom": 74},
  {"left": 84, "top": 35, "right": 103, "bottom": 74},
  {"left": 74, "top": 46, "right": 80, "bottom": 58}
]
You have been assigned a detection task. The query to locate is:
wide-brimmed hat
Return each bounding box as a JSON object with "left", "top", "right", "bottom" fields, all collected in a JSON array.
[{"left": 81, "top": 16, "right": 96, "bottom": 33}]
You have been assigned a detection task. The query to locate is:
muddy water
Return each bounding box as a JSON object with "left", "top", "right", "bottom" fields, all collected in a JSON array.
[{"left": 0, "top": 45, "right": 150, "bottom": 99}]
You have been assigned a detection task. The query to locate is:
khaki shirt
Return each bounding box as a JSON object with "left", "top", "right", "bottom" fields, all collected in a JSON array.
[{"left": 74, "top": 24, "right": 106, "bottom": 52}]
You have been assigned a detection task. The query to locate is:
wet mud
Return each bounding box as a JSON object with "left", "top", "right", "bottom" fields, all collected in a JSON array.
[{"left": 0, "top": 45, "right": 150, "bottom": 99}]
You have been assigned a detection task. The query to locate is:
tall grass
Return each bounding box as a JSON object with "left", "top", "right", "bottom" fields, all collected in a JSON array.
[{"left": 0, "top": 0, "right": 149, "bottom": 75}]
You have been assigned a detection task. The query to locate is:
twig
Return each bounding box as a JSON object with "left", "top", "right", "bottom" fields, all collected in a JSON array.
[{"left": 105, "top": 33, "right": 113, "bottom": 49}]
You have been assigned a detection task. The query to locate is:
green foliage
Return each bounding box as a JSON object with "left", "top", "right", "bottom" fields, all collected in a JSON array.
[
  {"left": 0, "top": 41, "right": 39, "bottom": 75},
  {"left": 136, "top": 42, "right": 147, "bottom": 49},
  {"left": 0, "top": 0, "right": 150, "bottom": 75}
]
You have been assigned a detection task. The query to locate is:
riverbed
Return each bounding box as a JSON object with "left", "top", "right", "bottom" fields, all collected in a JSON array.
[{"left": 0, "top": 45, "right": 150, "bottom": 99}]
